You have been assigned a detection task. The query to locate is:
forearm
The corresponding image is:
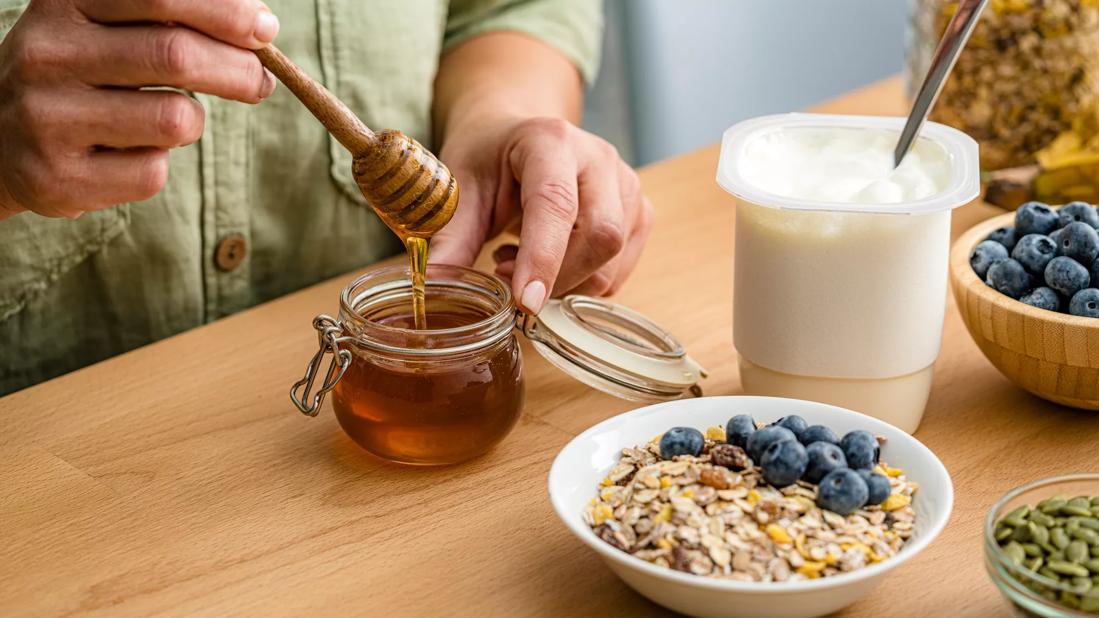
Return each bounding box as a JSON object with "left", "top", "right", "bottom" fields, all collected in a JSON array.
[{"left": 432, "top": 31, "right": 583, "bottom": 146}]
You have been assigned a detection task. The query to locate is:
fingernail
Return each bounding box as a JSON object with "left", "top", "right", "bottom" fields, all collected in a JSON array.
[
  {"left": 520, "top": 280, "right": 547, "bottom": 314},
  {"left": 254, "top": 10, "right": 280, "bottom": 43},
  {"left": 261, "top": 69, "right": 277, "bottom": 98}
]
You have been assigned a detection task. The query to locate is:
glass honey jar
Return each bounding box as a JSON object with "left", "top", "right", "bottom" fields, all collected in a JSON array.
[{"left": 291, "top": 264, "right": 705, "bottom": 465}]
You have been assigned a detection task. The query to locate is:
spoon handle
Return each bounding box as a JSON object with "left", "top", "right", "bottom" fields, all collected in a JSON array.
[
  {"left": 254, "top": 44, "right": 376, "bottom": 156},
  {"left": 894, "top": 0, "right": 988, "bottom": 167}
]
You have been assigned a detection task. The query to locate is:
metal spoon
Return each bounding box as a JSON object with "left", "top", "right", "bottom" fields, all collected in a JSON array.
[{"left": 894, "top": 0, "right": 988, "bottom": 168}]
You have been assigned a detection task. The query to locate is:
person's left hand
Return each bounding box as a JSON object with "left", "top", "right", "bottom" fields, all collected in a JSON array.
[{"left": 429, "top": 114, "right": 653, "bottom": 315}]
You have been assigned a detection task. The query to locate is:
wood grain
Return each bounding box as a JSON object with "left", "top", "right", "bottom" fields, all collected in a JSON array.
[
  {"left": 3, "top": 77, "right": 1097, "bottom": 618},
  {"left": 255, "top": 45, "right": 458, "bottom": 237},
  {"left": 950, "top": 211, "right": 1099, "bottom": 409}
]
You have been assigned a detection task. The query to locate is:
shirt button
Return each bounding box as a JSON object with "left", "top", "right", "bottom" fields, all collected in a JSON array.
[{"left": 215, "top": 233, "right": 247, "bottom": 272}]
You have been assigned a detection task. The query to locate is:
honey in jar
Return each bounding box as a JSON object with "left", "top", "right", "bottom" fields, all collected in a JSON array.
[{"left": 291, "top": 265, "right": 705, "bottom": 465}]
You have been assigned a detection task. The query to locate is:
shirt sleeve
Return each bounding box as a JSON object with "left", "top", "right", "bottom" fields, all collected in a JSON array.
[
  {"left": 0, "top": 2, "right": 27, "bottom": 39},
  {"left": 444, "top": 0, "right": 604, "bottom": 85}
]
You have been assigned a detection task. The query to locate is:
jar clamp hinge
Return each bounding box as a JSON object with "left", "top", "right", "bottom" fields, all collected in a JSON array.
[{"left": 290, "top": 315, "right": 353, "bottom": 416}]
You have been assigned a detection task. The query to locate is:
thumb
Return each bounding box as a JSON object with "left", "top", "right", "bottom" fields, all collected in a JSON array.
[{"left": 428, "top": 168, "right": 491, "bottom": 267}]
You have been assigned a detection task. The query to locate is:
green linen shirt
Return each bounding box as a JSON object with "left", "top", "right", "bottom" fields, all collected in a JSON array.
[{"left": 0, "top": 0, "right": 602, "bottom": 395}]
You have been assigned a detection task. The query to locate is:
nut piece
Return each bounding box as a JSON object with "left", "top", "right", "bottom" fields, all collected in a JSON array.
[
  {"left": 700, "top": 467, "right": 736, "bottom": 490},
  {"left": 710, "top": 444, "right": 750, "bottom": 470}
]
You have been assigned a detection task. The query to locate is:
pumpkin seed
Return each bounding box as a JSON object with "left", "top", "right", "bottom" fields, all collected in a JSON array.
[
  {"left": 1025, "top": 556, "right": 1044, "bottom": 571},
  {"left": 1071, "top": 576, "right": 1094, "bottom": 594},
  {"left": 1072, "top": 527, "right": 1099, "bottom": 545},
  {"left": 1012, "top": 522, "right": 1033, "bottom": 542},
  {"left": 1040, "top": 498, "right": 1068, "bottom": 514},
  {"left": 1063, "top": 505, "right": 1094, "bottom": 518},
  {"left": 1039, "top": 566, "right": 1062, "bottom": 581},
  {"left": 1004, "top": 541, "right": 1026, "bottom": 565},
  {"left": 1068, "top": 540, "right": 1090, "bottom": 563},
  {"left": 1030, "top": 511, "right": 1056, "bottom": 528},
  {"left": 994, "top": 524, "right": 1013, "bottom": 542},
  {"left": 1049, "top": 560, "right": 1091, "bottom": 577},
  {"left": 1086, "top": 558, "right": 1099, "bottom": 573},
  {"left": 1051, "top": 549, "right": 1067, "bottom": 562},
  {"left": 1092, "top": 497, "right": 1099, "bottom": 507},
  {"left": 1023, "top": 543, "right": 1044, "bottom": 558},
  {"left": 1053, "top": 527, "right": 1072, "bottom": 550},
  {"left": 1031, "top": 524, "right": 1050, "bottom": 546},
  {"left": 1078, "top": 517, "right": 1099, "bottom": 532},
  {"left": 1004, "top": 506, "right": 1030, "bottom": 527}
]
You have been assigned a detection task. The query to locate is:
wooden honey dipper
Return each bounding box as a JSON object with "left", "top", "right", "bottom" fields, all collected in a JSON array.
[{"left": 254, "top": 45, "right": 458, "bottom": 238}]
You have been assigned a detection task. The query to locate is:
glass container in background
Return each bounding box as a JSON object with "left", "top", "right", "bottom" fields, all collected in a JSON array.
[{"left": 907, "top": 0, "right": 1099, "bottom": 179}]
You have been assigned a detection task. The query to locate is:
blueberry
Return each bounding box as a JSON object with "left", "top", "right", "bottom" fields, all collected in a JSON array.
[
  {"left": 760, "top": 439, "right": 808, "bottom": 488},
  {"left": 1058, "top": 201, "right": 1099, "bottom": 229},
  {"left": 970, "top": 240, "right": 1009, "bottom": 279},
  {"left": 746, "top": 425, "right": 796, "bottom": 464},
  {"left": 1050, "top": 227, "right": 1065, "bottom": 250},
  {"left": 1044, "top": 256, "right": 1090, "bottom": 298},
  {"left": 1090, "top": 259, "right": 1099, "bottom": 288},
  {"left": 659, "top": 427, "right": 704, "bottom": 459},
  {"left": 839, "top": 430, "right": 880, "bottom": 470},
  {"left": 986, "top": 258, "right": 1033, "bottom": 299},
  {"left": 770, "top": 415, "right": 808, "bottom": 441},
  {"left": 803, "top": 442, "right": 847, "bottom": 484},
  {"left": 1012, "top": 234, "right": 1057, "bottom": 275},
  {"left": 1016, "top": 201, "right": 1059, "bottom": 236},
  {"left": 1069, "top": 288, "right": 1099, "bottom": 318},
  {"left": 725, "top": 414, "right": 756, "bottom": 449},
  {"left": 798, "top": 424, "right": 839, "bottom": 446},
  {"left": 986, "top": 226, "right": 1018, "bottom": 252},
  {"left": 1055, "top": 221, "right": 1099, "bottom": 264},
  {"left": 856, "top": 469, "right": 892, "bottom": 506},
  {"left": 816, "top": 469, "right": 870, "bottom": 516},
  {"left": 1020, "top": 287, "right": 1061, "bottom": 312}
]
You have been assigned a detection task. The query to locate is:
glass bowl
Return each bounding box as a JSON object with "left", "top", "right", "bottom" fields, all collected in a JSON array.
[{"left": 985, "top": 474, "right": 1099, "bottom": 616}]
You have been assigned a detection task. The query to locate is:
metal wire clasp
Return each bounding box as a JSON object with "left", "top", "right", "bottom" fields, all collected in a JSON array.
[{"left": 290, "top": 315, "right": 352, "bottom": 416}]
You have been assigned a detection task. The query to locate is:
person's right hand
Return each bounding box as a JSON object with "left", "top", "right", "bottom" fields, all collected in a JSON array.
[{"left": 0, "top": 0, "right": 280, "bottom": 219}]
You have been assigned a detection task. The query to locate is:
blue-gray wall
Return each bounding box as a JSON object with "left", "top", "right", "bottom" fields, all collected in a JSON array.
[{"left": 584, "top": 0, "right": 908, "bottom": 166}]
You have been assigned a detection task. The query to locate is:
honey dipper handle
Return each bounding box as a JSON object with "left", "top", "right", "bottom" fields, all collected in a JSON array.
[{"left": 254, "top": 44, "right": 376, "bottom": 156}]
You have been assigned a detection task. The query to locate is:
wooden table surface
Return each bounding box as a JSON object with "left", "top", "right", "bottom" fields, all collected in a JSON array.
[{"left": 3, "top": 77, "right": 1095, "bottom": 617}]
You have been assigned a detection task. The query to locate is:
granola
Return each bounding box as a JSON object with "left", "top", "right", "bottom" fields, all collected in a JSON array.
[
  {"left": 907, "top": 0, "right": 1099, "bottom": 170},
  {"left": 584, "top": 428, "right": 919, "bottom": 582}
]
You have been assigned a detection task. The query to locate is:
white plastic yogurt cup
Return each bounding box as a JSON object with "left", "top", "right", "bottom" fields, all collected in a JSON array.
[{"left": 716, "top": 113, "right": 980, "bottom": 433}]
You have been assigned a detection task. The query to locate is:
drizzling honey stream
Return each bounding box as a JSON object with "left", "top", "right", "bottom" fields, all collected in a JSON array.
[{"left": 254, "top": 45, "right": 459, "bottom": 329}]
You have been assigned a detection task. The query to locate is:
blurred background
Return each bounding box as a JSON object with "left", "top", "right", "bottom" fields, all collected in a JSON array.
[{"left": 584, "top": 0, "right": 908, "bottom": 166}]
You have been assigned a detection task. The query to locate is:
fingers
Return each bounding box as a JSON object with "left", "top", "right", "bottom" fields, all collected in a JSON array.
[
  {"left": 76, "top": 0, "right": 279, "bottom": 49},
  {"left": 509, "top": 127, "right": 580, "bottom": 313},
  {"left": 14, "top": 147, "right": 168, "bottom": 217},
  {"left": 429, "top": 165, "right": 493, "bottom": 267},
  {"left": 81, "top": 25, "right": 275, "bottom": 103},
  {"left": 551, "top": 150, "right": 625, "bottom": 296},
  {"left": 57, "top": 89, "right": 204, "bottom": 149}
]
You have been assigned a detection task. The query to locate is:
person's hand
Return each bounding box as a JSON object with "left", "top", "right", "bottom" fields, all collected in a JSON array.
[
  {"left": 430, "top": 115, "right": 654, "bottom": 314},
  {"left": 0, "top": 0, "right": 281, "bottom": 219}
]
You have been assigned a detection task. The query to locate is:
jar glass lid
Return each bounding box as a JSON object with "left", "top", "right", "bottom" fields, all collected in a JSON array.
[{"left": 518, "top": 296, "right": 706, "bottom": 402}]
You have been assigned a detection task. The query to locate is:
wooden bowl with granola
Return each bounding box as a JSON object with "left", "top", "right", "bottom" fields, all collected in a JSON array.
[{"left": 547, "top": 396, "right": 953, "bottom": 618}]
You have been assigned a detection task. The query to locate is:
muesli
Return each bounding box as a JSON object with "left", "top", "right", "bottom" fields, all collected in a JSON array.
[{"left": 583, "top": 417, "right": 918, "bottom": 582}]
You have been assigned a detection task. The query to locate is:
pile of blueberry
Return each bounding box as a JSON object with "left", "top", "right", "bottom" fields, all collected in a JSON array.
[
  {"left": 658, "top": 415, "right": 892, "bottom": 516},
  {"left": 972, "top": 201, "right": 1099, "bottom": 317}
]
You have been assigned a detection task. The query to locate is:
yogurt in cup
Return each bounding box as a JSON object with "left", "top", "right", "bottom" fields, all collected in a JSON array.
[{"left": 717, "top": 114, "right": 980, "bottom": 433}]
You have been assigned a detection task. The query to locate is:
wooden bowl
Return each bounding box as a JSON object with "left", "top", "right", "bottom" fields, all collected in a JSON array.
[{"left": 949, "top": 212, "right": 1099, "bottom": 409}]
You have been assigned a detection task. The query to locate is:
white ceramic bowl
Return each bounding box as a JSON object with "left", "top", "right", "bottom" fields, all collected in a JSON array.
[{"left": 547, "top": 396, "right": 954, "bottom": 618}]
